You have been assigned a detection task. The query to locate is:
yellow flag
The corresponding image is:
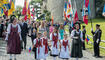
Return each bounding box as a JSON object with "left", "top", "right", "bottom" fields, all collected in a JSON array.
[
  {"left": 28, "top": 15, "right": 31, "bottom": 19},
  {"left": 8, "top": 9, "right": 13, "bottom": 16},
  {"left": 11, "top": 2, "right": 15, "bottom": 11},
  {"left": 1, "top": 0, "right": 8, "bottom": 4},
  {"left": 0, "top": 3, "right": 2, "bottom": 7},
  {"left": 26, "top": 0, "right": 29, "bottom": 9},
  {"left": 8, "top": 2, "right": 15, "bottom": 16}
]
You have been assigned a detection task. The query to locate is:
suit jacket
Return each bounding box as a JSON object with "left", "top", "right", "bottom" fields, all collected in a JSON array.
[
  {"left": 20, "top": 22, "right": 28, "bottom": 37},
  {"left": 91, "top": 29, "right": 102, "bottom": 43},
  {"left": 82, "top": 29, "right": 86, "bottom": 40},
  {"left": 0, "top": 24, "right": 4, "bottom": 37}
]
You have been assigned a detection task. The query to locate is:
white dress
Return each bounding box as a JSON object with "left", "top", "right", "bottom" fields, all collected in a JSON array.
[
  {"left": 59, "top": 40, "right": 70, "bottom": 59},
  {"left": 34, "top": 38, "right": 45, "bottom": 59},
  {"left": 42, "top": 37, "right": 49, "bottom": 58},
  {"left": 50, "top": 33, "right": 61, "bottom": 56}
]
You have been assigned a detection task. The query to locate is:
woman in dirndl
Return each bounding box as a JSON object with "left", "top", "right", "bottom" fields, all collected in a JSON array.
[
  {"left": 5, "top": 15, "right": 22, "bottom": 60},
  {"left": 71, "top": 24, "right": 83, "bottom": 60}
]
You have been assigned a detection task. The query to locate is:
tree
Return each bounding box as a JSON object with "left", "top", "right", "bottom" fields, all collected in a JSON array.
[
  {"left": 95, "top": 0, "right": 105, "bottom": 17},
  {"left": 15, "top": 6, "right": 23, "bottom": 20}
]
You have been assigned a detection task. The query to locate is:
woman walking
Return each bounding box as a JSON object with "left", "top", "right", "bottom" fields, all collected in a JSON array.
[
  {"left": 5, "top": 15, "right": 22, "bottom": 60},
  {"left": 71, "top": 24, "right": 83, "bottom": 60}
]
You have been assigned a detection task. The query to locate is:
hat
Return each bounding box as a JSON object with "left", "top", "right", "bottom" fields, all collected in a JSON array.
[
  {"left": 82, "top": 25, "right": 85, "bottom": 28},
  {"left": 96, "top": 24, "right": 100, "bottom": 27}
]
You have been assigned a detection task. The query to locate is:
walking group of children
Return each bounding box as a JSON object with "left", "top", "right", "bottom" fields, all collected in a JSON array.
[{"left": 33, "top": 27, "right": 71, "bottom": 60}]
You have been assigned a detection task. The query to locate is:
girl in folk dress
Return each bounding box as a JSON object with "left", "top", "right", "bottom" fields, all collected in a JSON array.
[
  {"left": 49, "top": 23, "right": 54, "bottom": 35},
  {"left": 5, "top": 15, "right": 22, "bottom": 60},
  {"left": 59, "top": 24, "right": 65, "bottom": 40},
  {"left": 33, "top": 32, "right": 45, "bottom": 60},
  {"left": 59, "top": 34, "right": 70, "bottom": 60},
  {"left": 50, "top": 27, "right": 61, "bottom": 60},
  {"left": 42, "top": 31, "right": 49, "bottom": 60}
]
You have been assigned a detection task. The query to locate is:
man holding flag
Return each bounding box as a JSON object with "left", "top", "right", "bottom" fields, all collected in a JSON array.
[{"left": 91, "top": 24, "right": 102, "bottom": 58}]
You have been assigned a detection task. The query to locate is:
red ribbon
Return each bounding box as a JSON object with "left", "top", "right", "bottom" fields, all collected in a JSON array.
[
  {"left": 63, "top": 40, "right": 68, "bottom": 51},
  {"left": 43, "top": 38, "right": 48, "bottom": 54},
  {"left": 52, "top": 33, "right": 58, "bottom": 48},
  {"left": 35, "top": 39, "right": 42, "bottom": 54}
]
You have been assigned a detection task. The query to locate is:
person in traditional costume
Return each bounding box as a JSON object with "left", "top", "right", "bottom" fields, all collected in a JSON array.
[
  {"left": 31, "top": 23, "right": 37, "bottom": 45},
  {"left": 91, "top": 24, "right": 102, "bottom": 58},
  {"left": 5, "top": 15, "right": 22, "bottom": 60},
  {"left": 20, "top": 19, "right": 28, "bottom": 50},
  {"left": 59, "top": 23, "right": 64, "bottom": 40},
  {"left": 82, "top": 25, "right": 86, "bottom": 50},
  {"left": 39, "top": 21, "right": 46, "bottom": 34},
  {"left": 59, "top": 34, "right": 70, "bottom": 60},
  {"left": 33, "top": 32, "right": 45, "bottom": 60},
  {"left": 0, "top": 20, "right": 4, "bottom": 38},
  {"left": 71, "top": 24, "right": 83, "bottom": 60},
  {"left": 49, "top": 23, "right": 54, "bottom": 36},
  {"left": 50, "top": 27, "right": 61, "bottom": 60},
  {"left": 42, "top": 31, "right": 49, "bottom": 60}
]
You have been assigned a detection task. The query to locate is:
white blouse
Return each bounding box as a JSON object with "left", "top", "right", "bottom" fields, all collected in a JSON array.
[
  {"left": 50, "top": 33, "right": 61, "bottom": 40},
  {"left": 5, "top": 24, "right": 22, "bottom": 40},
  {"left": 71, "top": 30, "right": 83, "bottom": 41}
]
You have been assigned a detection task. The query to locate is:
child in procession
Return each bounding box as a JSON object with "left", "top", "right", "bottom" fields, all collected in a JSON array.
[
  {"left": 33, "top": 32, "right": 45, "bottom": 60},
  {"left": 42, "top": 31, "right": 49, "bottom": 60},
  {"left": 59, "top": 34, "right": 70, "bottom": 60},
  {"left": 50, "top": 27, "right": 61, "bottom": 60}
]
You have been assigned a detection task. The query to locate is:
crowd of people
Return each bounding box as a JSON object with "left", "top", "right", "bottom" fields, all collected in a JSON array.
[{"left": 0, "top": 15, "right": 102, "bottom": 60}]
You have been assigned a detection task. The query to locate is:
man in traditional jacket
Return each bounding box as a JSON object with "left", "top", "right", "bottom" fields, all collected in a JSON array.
[
  {"left": 91, "top": 24, "right": 102, "bottom": 58},
  {"left": 82, "top": 25, "right": 86, "bottom": 50}
]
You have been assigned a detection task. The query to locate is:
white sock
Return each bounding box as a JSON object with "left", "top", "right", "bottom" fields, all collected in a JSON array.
[
  {"left": 10, "top": 54, "right": 12, "bottom": 59},
  {"left": 44, "top": 58, "right": 46, "bottom": 60},
  {"left": 14, "top": 54, "right": 16, "bottom": 59},
  {"left": 76, "top": 58, "right": 78, "bottom": 60},
  {"left": 53, "top": 57, "right": 56, "bottom": 60}
]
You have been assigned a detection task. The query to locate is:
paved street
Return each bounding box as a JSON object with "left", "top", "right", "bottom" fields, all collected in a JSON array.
[{"left": 0, "top": 37, "right": 105, "bottom": 60}]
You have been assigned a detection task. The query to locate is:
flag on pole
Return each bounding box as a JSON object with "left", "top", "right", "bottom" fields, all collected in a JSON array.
[
  {"left": 24, "top": 15, "right": 27, "bottom": 21},
  {"left": 8, "top": 0, "right": 15, "bottom": 16},
  {"left": 28, "top": 5, "right": 31, "bottom": 19},
  {"left": 82, "top": 0, "right": 90, "bottom": 25},
  {"left": 22, "top": 0, "right": 27, "bottom": 15},
  {"left": 85, "top": 0, "right": 89, "bottom": 8},
  {"left": 67, "top": 0, "right": 73, "bottom": 19},
  {"left": 28, "top": 5, "right": 31, "bottom": 24},
  {"left": 73, "top": 0, "right": 79, "bottom": 23},
  {"left": 1, "top": 8, "right": 3, "bottom": 14},
  {"left": 52, "top": 16, "right": 54, "bottom": 25},
  {"left": 63, "top": 0, "right": 67, "bottom": 19},
  {"left": 85, "top": 35, "right": 90, "bottom": 42},
  {"left": 102, "top": 4, "right": 105, "bottom": 16},
  {"left": 29, "top": 47, "right": 31, "bottom": 53}
]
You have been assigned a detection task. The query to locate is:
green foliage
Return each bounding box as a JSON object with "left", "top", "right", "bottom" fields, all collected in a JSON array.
[
  {"left": 14, "top": 6, "right": 22, "bottom": 19},
  {"left": 43, "top": 9, "right": 51, "bottom": 21},
  {"left": 95, "top": 0, "right": 105, "bottom": 17}
]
